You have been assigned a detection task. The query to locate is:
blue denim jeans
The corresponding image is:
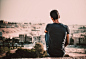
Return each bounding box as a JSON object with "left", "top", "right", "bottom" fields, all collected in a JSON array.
[
  {"left": 45, "top": 33, "right": 49, "bottom": 55},
  {"left": 45, "top": 33, "right": 49, "bottom": 47}
]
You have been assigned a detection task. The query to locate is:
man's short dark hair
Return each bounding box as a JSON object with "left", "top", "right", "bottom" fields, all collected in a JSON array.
[{"left": 50, "top": 10, "right": 59, "bottom": 20}]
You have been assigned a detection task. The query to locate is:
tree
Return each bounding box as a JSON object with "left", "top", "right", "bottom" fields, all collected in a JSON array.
[
  {"left": 3, "top": 42, "right": 48, "bottom": 58},
  {"left": 69, "top": 37, "right": 74, "bottom": 45},
  {"left": 29, "top": 22, "right": 31, "bottom": 25},
  {"left": 1, "top": 37, "right": 5, "bottom": 47},
  {"left": 12, "top": 38, "right": 15, "bottom": 49},
  {"left": 34, "top": 42, "right": 46, "bottom": 57},
  {"left": 4, "top": 38, "right": 11, "bottom": 50}
]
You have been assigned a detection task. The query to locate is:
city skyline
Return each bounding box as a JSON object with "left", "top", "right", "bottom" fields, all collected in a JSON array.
[{"left": 0, "top": 0, "right": 86, "bottom": 25}]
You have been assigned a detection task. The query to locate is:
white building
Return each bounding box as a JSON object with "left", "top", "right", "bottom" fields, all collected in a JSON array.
[
  {"left": 73, "top": 33, "right": 86, "bottom": 45},
  {"left": 19, "top": 34, "right": 25, "bottom": 42},
  {"left": 26, "top": 36, "right": 33, "bottom": 43}
]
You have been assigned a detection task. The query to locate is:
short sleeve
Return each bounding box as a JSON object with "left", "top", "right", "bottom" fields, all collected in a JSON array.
[
  {"left": 45, "top": 24, "right": 49, "bottom": 31},
  {"left": 66, "top": 25, "right": 69, "bottom": 34}
]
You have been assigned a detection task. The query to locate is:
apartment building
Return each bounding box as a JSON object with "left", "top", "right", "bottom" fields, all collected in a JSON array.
[{"left": 73, "top": 33, "right": 86, "bottom": 45}]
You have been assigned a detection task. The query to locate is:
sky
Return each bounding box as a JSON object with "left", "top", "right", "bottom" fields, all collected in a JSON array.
[{"left": 0, "top": 0, "right": 86, "bottom": 25}]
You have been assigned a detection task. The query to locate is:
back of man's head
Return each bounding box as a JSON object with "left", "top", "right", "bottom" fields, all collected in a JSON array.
[{"left": 50, "top": 10, "right": 59, "bottom": 20}]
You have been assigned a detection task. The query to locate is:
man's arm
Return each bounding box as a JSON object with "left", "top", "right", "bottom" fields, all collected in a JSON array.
[{"left": 65, "top": 34, "right": 69, "bottom": 47}]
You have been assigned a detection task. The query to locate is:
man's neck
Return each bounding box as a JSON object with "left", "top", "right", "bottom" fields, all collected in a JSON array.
[{"left": 53, "top": 19, "right": 59, "bottom": 23}]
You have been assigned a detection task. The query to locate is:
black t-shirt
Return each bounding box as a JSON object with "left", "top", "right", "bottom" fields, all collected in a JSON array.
[{"left": 45, "top": 23, "right": 69, "bottom": 56}]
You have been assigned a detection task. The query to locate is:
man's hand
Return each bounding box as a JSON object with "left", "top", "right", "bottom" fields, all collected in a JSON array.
[{"left": 44, "top": 30, "right": 48, "bottom": 33}]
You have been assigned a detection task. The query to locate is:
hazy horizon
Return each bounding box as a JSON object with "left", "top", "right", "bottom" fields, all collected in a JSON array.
[{"left": 0, "top": 0, "right": 86, "bottom": 25}]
